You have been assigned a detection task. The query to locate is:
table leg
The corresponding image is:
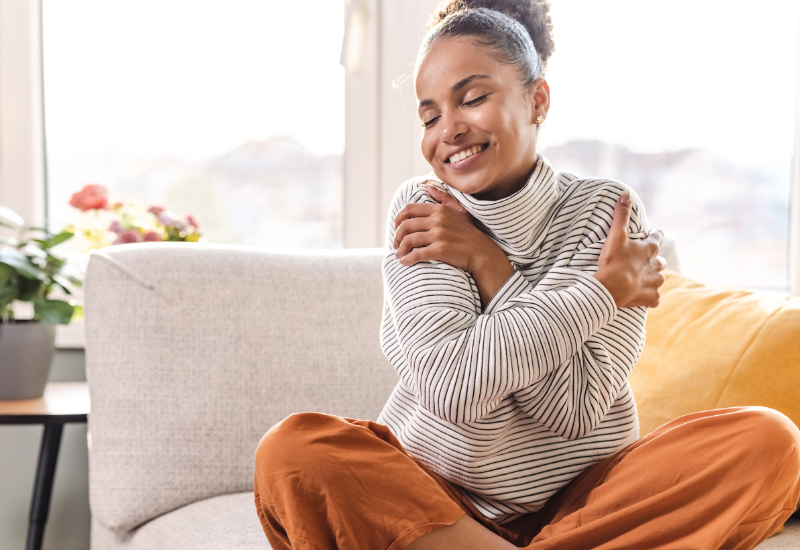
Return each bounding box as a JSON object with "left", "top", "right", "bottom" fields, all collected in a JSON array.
[{"left": 26, "top": 423, "right": 63, "bottom": 550}]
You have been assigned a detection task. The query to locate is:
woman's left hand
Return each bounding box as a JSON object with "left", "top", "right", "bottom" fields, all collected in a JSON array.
[{"left": 393, "top": 184, "right": 515, "bottom": 306}]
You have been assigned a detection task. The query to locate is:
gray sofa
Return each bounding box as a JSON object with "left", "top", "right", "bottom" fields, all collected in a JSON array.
[{"left": 84, "top": 242, "right": 798, "bottom": 549}]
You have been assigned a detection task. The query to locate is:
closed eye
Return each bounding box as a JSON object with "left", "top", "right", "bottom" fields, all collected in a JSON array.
[
  {"left": 421, "top": 116, "right": 440, "bottom": 128},
  {"left": 464, "top": 94, "right": 488, "bottom": 107}
]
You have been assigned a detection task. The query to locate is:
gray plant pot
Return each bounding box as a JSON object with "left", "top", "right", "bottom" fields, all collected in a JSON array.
[{"left": 0, "top": 320, "right": 56, "bottom": 400}]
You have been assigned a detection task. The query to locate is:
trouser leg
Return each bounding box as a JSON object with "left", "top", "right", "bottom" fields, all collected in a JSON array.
[
  {"left": 527, "top": 407, "right": 800, "bottom": 550},
  {"left": 253, "top": 412, "right": 466, "bottom": 550}
]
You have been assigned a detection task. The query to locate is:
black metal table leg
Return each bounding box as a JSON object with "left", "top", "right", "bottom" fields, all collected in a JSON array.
[{"left": 26, "top": 423, "right": 63, "bottom": 550}]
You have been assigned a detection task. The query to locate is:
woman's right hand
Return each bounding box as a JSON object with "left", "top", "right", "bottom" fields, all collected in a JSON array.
[{"left": 594, "top": 192, "right": 667, "bottom": 309}]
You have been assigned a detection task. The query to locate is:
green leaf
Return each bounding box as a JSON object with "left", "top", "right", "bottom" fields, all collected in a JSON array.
[
  {"left": 17, "top": 277, "right": 42, "bottom": 301},
  {"left": 0, "top": 248, "right": 47, "bottom": 280},
  {"left": 0, "top": 205, "right": 24, "bottom": 226},
  {"left": 52, "top": 274, "right": 78, "bottom": 295},
  {"left": 0, "top": 262, "right": 12, "bottom": 286},
  {"left": 22, "top": 244, "right": 47, "bottom": 259},
  {"left": 34, "top": 299, "right": 74, "bottom": 325},
  {"left": 0, "top": 285, "right": 18, "bottom": 303},
  {"left": 42, "top": 230, "right": 75, "bottom": 249}
]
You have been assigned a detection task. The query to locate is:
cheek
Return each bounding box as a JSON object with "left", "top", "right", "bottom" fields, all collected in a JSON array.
[
  {"left": 420, "top": 132, "right": 437, "bottom": 165},
  {"left": 470, "top": 104, "right": 509, "bottom": 145}
]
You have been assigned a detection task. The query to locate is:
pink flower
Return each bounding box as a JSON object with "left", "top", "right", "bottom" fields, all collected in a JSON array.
[
  {"left": 185, "top": 214, "right": 200, "bottom": 229},
  {"left": 117, "top": 229, "right": 141, "bottom": 244},
  {"left": 157, "top": 210, "right": 180, "bottom": 228},
  {"left": 69, "top": 184, "right": 109, "bottom": 212},
  {"left": 108, "top": 220, "right": 122, "bottom": 234},
  {"left": 147, "top": 205, "right": 165, "bottom": 215},
  {"left": 143, "top": 230, "right": 162, "bottom": 242}
]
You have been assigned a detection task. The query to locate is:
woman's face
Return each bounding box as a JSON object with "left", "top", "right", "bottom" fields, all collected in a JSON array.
[{"left": 415, "top": 36, "right": 549, "bottom": 201}]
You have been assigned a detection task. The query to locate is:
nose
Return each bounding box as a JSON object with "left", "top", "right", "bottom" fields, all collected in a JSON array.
[{"left": 440, "top": 109, "right": 469, "bottom": 143}]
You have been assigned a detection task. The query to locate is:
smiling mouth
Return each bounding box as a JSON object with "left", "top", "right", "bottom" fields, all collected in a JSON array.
[{"left": 445, "top": 143, "right": 488, "bottom": 164}]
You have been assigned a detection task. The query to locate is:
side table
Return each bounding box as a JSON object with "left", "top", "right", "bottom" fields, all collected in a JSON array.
[{"left": 0, "top": 382, "right": 90, "bottom": 550}]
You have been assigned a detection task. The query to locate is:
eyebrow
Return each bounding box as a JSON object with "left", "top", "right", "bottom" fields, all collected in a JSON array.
[
  {"left": 451, "top": 74, "right": 490, "bottom": 93},
  {"left": 417, "top": 74, "right": 492, "bottom": 109}
]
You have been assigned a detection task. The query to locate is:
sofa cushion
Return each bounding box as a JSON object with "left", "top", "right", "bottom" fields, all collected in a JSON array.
[
  {"left": 630, "top": 271, "right": 800, "bottom": 437},
  {"left": 92, "top": 492, "right": 269, "bottom": 549}
]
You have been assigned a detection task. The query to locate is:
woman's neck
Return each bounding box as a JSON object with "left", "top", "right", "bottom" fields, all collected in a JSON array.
[{"left": 471, "top": 153, "right": 538, "bottom": 202}]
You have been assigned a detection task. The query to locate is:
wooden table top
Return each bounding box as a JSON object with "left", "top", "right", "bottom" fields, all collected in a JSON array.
[{"left": 0, "top": 382, "right": 90, "bottom": 424}]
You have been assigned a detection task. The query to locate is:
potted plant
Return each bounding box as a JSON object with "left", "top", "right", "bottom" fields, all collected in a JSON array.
[{"left": 0, "top": 205, "right": 81, "bottom": 400}]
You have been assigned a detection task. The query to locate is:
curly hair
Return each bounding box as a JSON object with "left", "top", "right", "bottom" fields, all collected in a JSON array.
[{"left": 420, "top": 0, "right": 555, "bottom": 82}]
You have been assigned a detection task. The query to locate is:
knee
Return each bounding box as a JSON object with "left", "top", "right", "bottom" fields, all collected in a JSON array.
[{"left": 733, "top": 407, "right": 800, "bottom": 469}]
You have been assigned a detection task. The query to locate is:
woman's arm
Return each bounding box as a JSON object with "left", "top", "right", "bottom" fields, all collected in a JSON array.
[
  {"left": 394, "top": 185, "right": 666, "bottom": 309},
  {"left": 392, "top": 184, "right": 515, "bottom": 307},
  {"left": 383, "top": 180, "right": 662, "bottom": 436},
  {"left": 383, "top": 181, "right": 632, "bottom": 427},
  {"left": 383, "top": 248, "right": 616, "bottom": 427}
]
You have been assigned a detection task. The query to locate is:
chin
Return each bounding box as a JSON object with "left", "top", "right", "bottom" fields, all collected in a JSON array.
[{"left": 441, "top": 171, "right": 493, "bottom": 197}]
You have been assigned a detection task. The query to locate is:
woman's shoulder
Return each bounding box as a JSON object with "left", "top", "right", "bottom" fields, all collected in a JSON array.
[
  {"left": 555, "top": 171, "right": 648, "bottom": 235},
  {"left": 388, "top": 173, "right": 440, "bottom": 215},
  {"left": 557, "top": 171, "right": 633, "bottom": 201}
]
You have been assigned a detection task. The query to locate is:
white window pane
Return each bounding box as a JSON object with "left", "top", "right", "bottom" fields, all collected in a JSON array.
[
  {"left": 540, "top": 0, "right": 796, "bottom": 289},
  {"left": 43, "top": 0, "right": 344, "bottom": 249}
]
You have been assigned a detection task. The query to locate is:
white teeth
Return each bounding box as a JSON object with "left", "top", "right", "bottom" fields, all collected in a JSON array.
[{"left": 449, "top": 144, "right": 485, "bottom": 164}]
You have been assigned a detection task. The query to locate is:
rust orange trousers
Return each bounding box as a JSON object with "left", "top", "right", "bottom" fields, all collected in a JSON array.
[{"left": 254, "top": 407, "right": 800, "bottom": 550}]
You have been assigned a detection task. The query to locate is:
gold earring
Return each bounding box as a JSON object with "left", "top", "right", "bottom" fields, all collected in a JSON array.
[{"left": 535, "top": 115, "right": 545, "bottom": 124}]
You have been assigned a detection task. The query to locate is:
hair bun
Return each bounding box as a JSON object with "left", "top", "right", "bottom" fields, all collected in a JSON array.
[{"left": 429, "top": 0, "right": 555, "bottom": 67}]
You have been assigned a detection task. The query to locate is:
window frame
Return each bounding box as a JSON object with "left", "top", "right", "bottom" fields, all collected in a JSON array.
[{"left": 0, "top": 0, "right": 47, "bottom": 229}]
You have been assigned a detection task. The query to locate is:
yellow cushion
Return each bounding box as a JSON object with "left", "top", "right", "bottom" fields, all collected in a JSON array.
[{"left": 630, "top": 271, "right": 800, "bottom": 437}]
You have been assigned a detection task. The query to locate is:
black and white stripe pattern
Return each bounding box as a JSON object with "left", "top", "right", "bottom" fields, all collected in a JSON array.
[{"left": 377, "top": 155, "right": 648, "bottom": 523}]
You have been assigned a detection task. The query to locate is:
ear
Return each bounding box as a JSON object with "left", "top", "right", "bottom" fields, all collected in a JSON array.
[{"left": 526, "top": 77, "right": 551, "bottom": 124}]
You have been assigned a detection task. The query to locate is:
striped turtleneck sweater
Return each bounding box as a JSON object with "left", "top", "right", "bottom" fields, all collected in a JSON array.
[{"left": 376, "top": 154, "right": 649, "bottom": 523}]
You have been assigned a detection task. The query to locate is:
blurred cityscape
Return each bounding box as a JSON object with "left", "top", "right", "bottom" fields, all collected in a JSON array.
[
  {"left": 48, "top": 138, "right": 791, "bottom": 289},
  {"left": 543, "top": 141, "right": 791, "bottom": 289},
  {"left": 48, "top": 137, "right": 343, "bottom": 250}
]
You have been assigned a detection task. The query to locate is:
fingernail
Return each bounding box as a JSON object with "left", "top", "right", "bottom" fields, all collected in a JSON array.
[{"left": 620, "top": 191, "right": 631, "bottom": 205}]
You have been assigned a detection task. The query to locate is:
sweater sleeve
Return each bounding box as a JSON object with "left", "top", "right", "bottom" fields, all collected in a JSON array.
[
  {"left": 381, "top": 179, "right": 626, "bottom": 427},
  {"left": 511, "top": 182, "right": 648, "bottom": 439}
]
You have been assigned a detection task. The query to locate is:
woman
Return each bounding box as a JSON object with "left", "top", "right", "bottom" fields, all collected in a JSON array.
[{"left": 254, "top": 2, "right": 800, "bottom": 549}]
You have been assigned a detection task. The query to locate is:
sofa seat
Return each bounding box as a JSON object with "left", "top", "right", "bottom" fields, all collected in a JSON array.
[
  {"left": 91, "top": 491, "right": 799, "bottom": 549},
  {"left": 92, "top": 493, "right": 270, "bottom": 550}
]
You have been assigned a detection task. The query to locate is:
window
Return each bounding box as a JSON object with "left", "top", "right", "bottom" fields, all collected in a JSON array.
[
  {"left": 42, "top": 0, "right": 345, "bottom": 249},
  {"left": 539, "top": 0, "right": 797, "bottom": 290}
]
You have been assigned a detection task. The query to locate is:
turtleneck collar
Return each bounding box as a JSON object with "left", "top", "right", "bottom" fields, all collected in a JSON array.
[{"left": 426, "top": 155, "right": 559, "bottom": 260}]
